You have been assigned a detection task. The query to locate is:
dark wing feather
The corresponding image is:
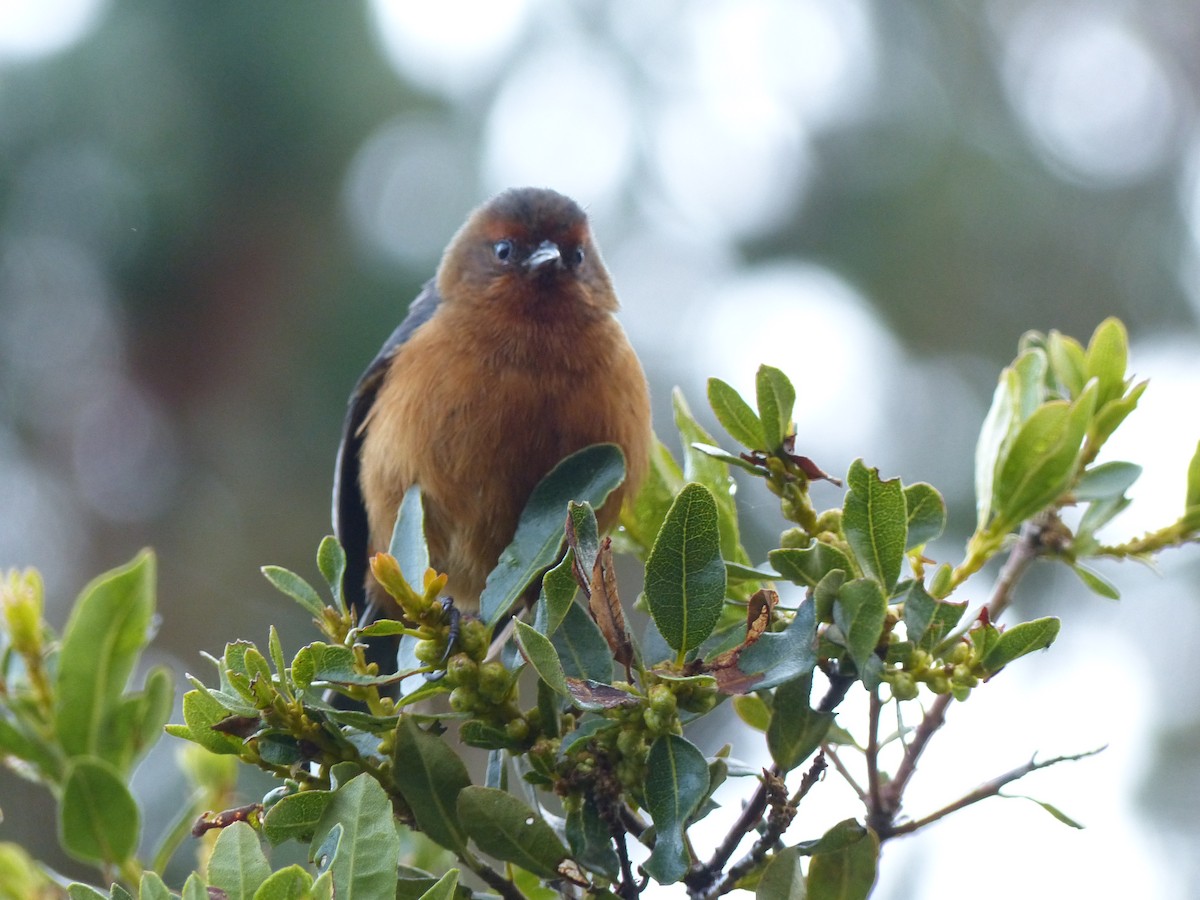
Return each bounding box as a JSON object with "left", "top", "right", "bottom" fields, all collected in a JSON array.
[{"left": 333, "top": 279, "right": 442, "bottom": 620}]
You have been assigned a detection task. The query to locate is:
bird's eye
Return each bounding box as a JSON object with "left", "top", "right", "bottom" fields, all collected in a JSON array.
[
  {"left": 571, "top": 247, "right": 585, "bottom": 266},
  {"left": 493, "top": 240, "right": 513, "bottom": 262}
]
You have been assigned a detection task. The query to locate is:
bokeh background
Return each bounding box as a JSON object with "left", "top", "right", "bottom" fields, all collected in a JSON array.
[{"left": 2, "top": 1, "right": 1199, "bottom": 896}]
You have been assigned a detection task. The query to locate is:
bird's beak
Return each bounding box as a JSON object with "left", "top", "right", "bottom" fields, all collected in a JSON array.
[{"left": 524, "top": 240, "right": 562, "bottom": 271}]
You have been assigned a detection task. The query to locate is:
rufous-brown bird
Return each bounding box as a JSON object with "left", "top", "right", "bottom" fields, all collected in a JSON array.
[{"left": 333, "top": 187, "right": 652, "bottom": 622}]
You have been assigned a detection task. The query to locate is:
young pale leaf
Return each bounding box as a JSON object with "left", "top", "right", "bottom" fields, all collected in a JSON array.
[
  {"left": 1006, "top": 793, "right": 1085, "bottom": 829},
  {"left": 1070, "top": 563, "right": 1120, "bottom": 600},
  {"left": 842, "top": 461, "right": 907, "bottom": 592},
  {"left": 757, "top": 846, "right": 805, "bottom": 900},
  {"left": 252, "top": 866, "right": 314, "bottom": 900},
  {"left": 66, "top": 888, "right": 107, "bottom": 900},
  {"left": 1087, "top": 380, "right": 1146, "bottom": 454},
  {"left": 903, "top": 483, "right": 946, "bottom": 549},
  {"left": 392, "top": 718, "right": 472, "bottom": 854},
  {"left": 833, "top": 579, "right": 887, "bottom": 676},
  {"left": 1187, "top": 440, "right": 1200, "bottom": 512},
  {"left": 644, "top": 483, "right": 727, "bottom": 656},
  {"left": 389, "top": 485, "right": 430, "bottom": 588},
  {"left": 975, "top": 362, "right": 1021, "bottom": 530},
  {"left": 480, "top": 443, "right": 626, "bottom": 625},
  {"left": 56, "top": 551, "right": 155, "bottom": 765},
  {"left": 261, "top": 566, "right": 325, "bottom": 617},
  {"left": 643, "top": 734, "right": 711, "bottom": 885},
  {"left": 733, "top": 694, "right": 771, "bottom": 732},
  {"left": 312, "top": 775, "right": 402, "bottom": 899},
  {"left": 414, "top": 870, "right": 461, "bottom": 900},
  {"left": 707, "top": 376, "right": 766, "bottom": 449},
  {"left": 59, "top": 758, "right": 140, "bottom": 867},
  {"left": 769, "top": 543, "right": 853, "bottom": 588},
  {"left": 1047, "top": 330, "right": 1086, "bottom": 398},
  {"left": 316, "top": 536, "right": 346, "bottom": 611},
  {"left": 767, "top": 675, "right": 834, "bottom": 772},
  {"left": 207, "top": 822, "right": 271, "bottom": 900},
  {"left": 807, "top": 819, "right": 879, "bottom": 900},
  {"left": 1075, "top": 461, "right": 1142, "bottom": 501},
  {"left": 1084, "top": 317, "right": 1129, "bottom": 409},
  {"left": 756, "top": 365, "right": 796, "bottom": 452},
  {"left": 457, "top": 787, "right": 569, "bottom": 880},
  {"left": 980, "top": 617, "right": 1061, "bottom": 674},
  {"left": 732, "top": 598, "right": 818, "bottom": 692},
  {"left": 515, "top": 621, "right": 570, "bottom": 698},
  {"left": 138, "top": 873, "right": 171, "bottom": 900},
  {"left": 551, "top": 601, "right": 613, "bottom": 683}
]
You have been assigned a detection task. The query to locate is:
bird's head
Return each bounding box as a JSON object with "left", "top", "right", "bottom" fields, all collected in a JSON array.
[{"left": 436, "top": 187, "right": 618, "bottom": 319}]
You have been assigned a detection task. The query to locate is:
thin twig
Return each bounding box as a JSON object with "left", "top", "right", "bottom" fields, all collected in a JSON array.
[
  {"left": 822, "top": 743, "right": 866, "bottom": 800},
  {"left": 471, "top": 860, "right": 527, "bottom": 900},
  {"left": 611, "top": 821, "right": 639, "bottom": 900},
  {"left": 864, "top": 689, "right": 884, "bottom": 832},
  {"left": 879, "top": 746, "right": 1105, "bottom": 839},
  {"left": 685, "top": 765, "right": 779, "bottom": 896}
]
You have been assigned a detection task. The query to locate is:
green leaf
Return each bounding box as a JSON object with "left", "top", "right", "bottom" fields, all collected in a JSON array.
[
  {"left": 1006, "top": 793, "right": 1085, "bottom": 829},
  {"left": 807, "top": 819, "right": 878, "bottom": 900},
  {"left": 313, "top": 775, "right": 402, "bottom": 899},
  {"left": 1088, "top": 380, "right": 1145, "bottom": 452},
  {"left": 316, "top": 536, "right": 347, "bottom": 611},
  {"left": 566, "top": 793, "right": 620, "bottom": 881},
  {"left": 643, "top": 734, "right": 710, "bottom": 884},
  {"left": 1070, "top": 563, "right": 1120, "bottom": 600},
  {"left": 1047, "top": 330, "right": 1086, "bottom": 398},
  {"left": 252, "top": 866, "right": 313, "bottom": 900},
  {"left": 515, "top": 621, "right": 569, "bottom": 698},
  {"left": 644, "top": 483, "right": 727, "bottom": 657},
  {"left": 180, "top": 874, "right": 208, "bottom": 900},
  {"left": 691, "top": 442, "right": 770, "bottom": 476},
  {"left": 1075, "top": 461, "right": 1141, "bottom": 501},
  {"left": 261, "top": 566, "right": 325, "bottom": 617},
  {"left": 566, "top": 501, "right": 601, "bottom": 582},
  {"left": 707, "top": 377, "right": 766, "bottom": 449},
  {"left": 262, "top": 790, "right": 333, "bottom": 845},
  {"left": 769, "top": 543, "right": 853, "bottom": 588},
  {"left": 457, "top": 787, "right": 569, "bottom": 879},
  {"left": 732, "top": 694, "right": 771, "bottom": 732},
  {"left": 59, "top": 758, "right": 139, "bottom": 866},
  {"left": 415, "top": 870, "right": 461, "bottom": 900},
  {"left": 672, "top": 390, "right": 752, "bottom": 567},
  {"left": 208, "top": 821, "right": 271, "bottom": 900},
  {"left": 756, "top": 365, "right": 796, "bottom": 451},
  {"left": 900, "top": 582, "right": 966, "bottom": 651},
  {"left": 1084, "top": 317, "right": 1129, "bottom": 409},
  {"left": 480, "top": 443, "right": 626, "bottom": 626},
  {"left": 903, "top": 483, "right": 946, "bottom": 549},
  {"left": 842, "top": 461, "right": 907, "bottom": 591},
  {"left": 1187, "top": 440, "right": 1200, "bottom": 512},
  {"left": 767, "top": 675, "right": 834, "bottom": 772},
  {"left": 619, "top": 437, "right": 684, "bottom": 558},
  {"left": 980, "top": 617, "right": 1061, "bottom": 674},
  {"left": 56, "top": 550, "right": 155, "bottom": 765},
  {"left": 539, "top": 550, "right": 578, "bottom": 637},
  {"left": 176, "top": 687, "right": 248, "bottom": 755},
  {"left": 550, "top": 601, "right": 613, "bottom": 683},
  {"left": 833, "top": 579, "right": 887, "bottom": 678},
  {"left": 392, "top": 718, "right": 471, "bottom": 854},
  {"left": 974, "top": 359, "right": 1022, "bottom": 529},
  {"left": 389, "top": 485, "right": 430, "bottom": 588},
  {"left": 66, "top": 886, "right": 108, "bottom": 900},
  {"left": 757, "top": 846, "right": 805, "bottom": 900},
  {"left": 735, "top": 598, "right": 818, "bottom": 692}
]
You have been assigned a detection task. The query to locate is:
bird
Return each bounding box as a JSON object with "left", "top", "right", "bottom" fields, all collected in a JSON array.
[{"left": 333, "top": 186, "right": 652, "bottom": 627}]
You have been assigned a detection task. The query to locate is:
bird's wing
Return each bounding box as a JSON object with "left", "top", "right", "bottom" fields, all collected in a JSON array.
[{"left": 333, "top": 279, "right": 442, "bottom": 618}]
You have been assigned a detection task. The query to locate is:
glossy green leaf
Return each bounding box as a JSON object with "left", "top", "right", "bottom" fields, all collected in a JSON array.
[
  {"left": 515, "top": 620, "right": 569, "bottom": 698},
  {"left": 59, "top": 758, "right": 139, "bottom": 866},
  {"left": 833, "top": 579, "right": 887, "bottom": 677},
  {"left": 480, "top": 443, "right": 626, "bottom": 625},
  {"left": 252, "top": 866, "right": 313, "bottom": 900},
  {"left": 316, "top": 536, "right": 347, "bottom": 611},
  {"left": 807, "top": 819, "right": 878, "bottom": 900},
  {"left": 643, "top": 734, "right": 710, "bottom": 884},
  {"left": 769, "top": 543, "right": 853, "bottom": 588},
  {"left": 673, "top": 390, "right": 752, "bottom": 567},
  {"left": 56, "top": 550, "right": 155, "bottom": 764},
  {"left": 312, "top": 774, "right": 402, "bottom": 899},
  {"left": 261, "top": 566, "right": 324, "bottom": 617},
  {"left": 903, "top": 483, "right": 946, "bottom": 549},
  {"left": 539, "top": 549, "right": 578, "bottom": 637},
  {"left": 707, "top": 377, "right": 766, "bottom": 449},
  {"left": 735, "top": 598, "right": 818, "bottom": 692},
  {"left": 768, "top": 675, "right": 834, "bottom": 772},
  {"left": 980, "top": 617, "right": 1061, "bottom": 673},
  {"left": 457, "top": 787, "right": 568, "bottom": 879},
  {"left": 566, "top": 793, "right": 620, "bottom": 881},
  {"left": 842, "top": 461, "right": 907, "bottom": 592},
  {"left": 262, "top": 789, "right": 333, "bottom": 845},
  {"left": 392, "top": 718, "right": 471, "bottom": 854},
  {"left": 551, "top": 601, "right": 613, "bottom": 683},
  {"left": 645, "top": 483, "right": 727, "bottom": 656},
  {"left": 756, "top": 365, "right": 796, "bottom": 452},
  {"left": 757, "top": 845, "right": 805, "bottom": 899},
  {"left": 389, "top": 485, "right": 430, "bottom": 588},
  {"left": 1084, "top": 317, "right": 1128, "bottom": 409},
  {"left": 208, "top": 822, "right": 270, "bottom": 900}
]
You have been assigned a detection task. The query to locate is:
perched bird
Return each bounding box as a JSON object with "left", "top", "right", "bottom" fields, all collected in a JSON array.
[{"left": 334, "top": 187, "right": 652, "bottom": 623}]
